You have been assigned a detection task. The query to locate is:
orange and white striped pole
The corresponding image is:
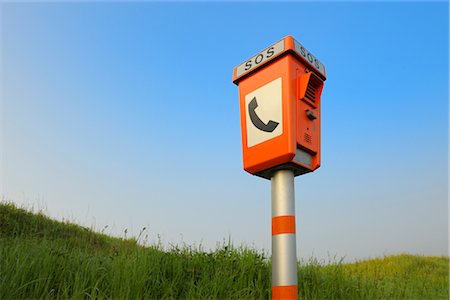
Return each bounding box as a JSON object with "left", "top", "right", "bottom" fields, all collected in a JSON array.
[{"left": 271, "top": 169, "right": 298, "bottom": 300}]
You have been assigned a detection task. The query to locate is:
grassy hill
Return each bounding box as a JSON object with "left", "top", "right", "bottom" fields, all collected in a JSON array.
[{"left": 1, "top": 202, "right": 448, "bottom": 299}]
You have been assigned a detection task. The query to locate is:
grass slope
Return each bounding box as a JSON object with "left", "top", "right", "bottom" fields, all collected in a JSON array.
[{"left": 1, "top": 202, "right": 448, "bottom": 299}]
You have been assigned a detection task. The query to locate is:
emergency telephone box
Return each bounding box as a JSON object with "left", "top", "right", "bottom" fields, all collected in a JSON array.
[{"left": 233, "top": 36, "right": 327, "bottom": 179}]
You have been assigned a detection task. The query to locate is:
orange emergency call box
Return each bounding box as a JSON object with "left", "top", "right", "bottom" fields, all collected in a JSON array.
[{"left": 233, "top": 36, "right": 327, "bottom": 179}]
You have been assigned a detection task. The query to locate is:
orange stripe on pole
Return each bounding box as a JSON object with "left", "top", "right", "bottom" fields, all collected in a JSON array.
[
  {"left": 272, "top": 216, "right": 296, "bottom": 235},
  {"left": 272, "top": 285, "right": 298, "bottom": 300}
]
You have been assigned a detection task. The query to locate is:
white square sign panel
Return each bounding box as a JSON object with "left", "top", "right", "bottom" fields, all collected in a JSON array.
[{"left": 245, "top": 77, "right": 283, "bottom": 148}]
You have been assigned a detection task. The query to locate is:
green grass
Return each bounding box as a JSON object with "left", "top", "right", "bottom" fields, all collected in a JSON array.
[{"left": 1, "top": 202, "right": 448, "bottom": 299}]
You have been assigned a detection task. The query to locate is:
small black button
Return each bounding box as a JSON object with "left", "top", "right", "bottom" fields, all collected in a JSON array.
[{"left": 306, "top": 109, "right": 317, "bottom": 120}]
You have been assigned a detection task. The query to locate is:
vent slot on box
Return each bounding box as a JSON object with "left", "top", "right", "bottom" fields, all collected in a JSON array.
[
  {"left": 305, "top": 84, "right": 316, "bottom": 102},
  {"left": 304, "top": 73, "right": 322, "bottom": 102},
  {"left": 299, "top": 71, "right": 323, "bottom": 105}
]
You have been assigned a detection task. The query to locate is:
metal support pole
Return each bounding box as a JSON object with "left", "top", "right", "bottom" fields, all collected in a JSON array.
[{"left": 271, "top": 169, "right": 298, "bottom": 300}]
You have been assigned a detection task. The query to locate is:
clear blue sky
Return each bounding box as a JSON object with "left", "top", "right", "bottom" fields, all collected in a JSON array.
[{"left": 1, "top": 2, "right": 448, "bottom": 262}]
